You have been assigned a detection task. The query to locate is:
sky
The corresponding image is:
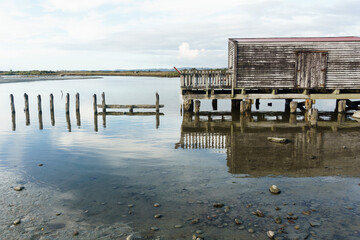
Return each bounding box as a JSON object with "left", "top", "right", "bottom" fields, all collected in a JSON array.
[{"left": 0, "top": 0, "right": 359, "bottom": 70}]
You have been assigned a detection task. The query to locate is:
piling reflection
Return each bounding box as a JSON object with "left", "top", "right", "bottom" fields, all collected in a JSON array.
[
  {"left": 11, "top": 113, "right": 16, "bottom": 131},
  {"left": 177, "top": 111, "right": 360, "bottom": 177}
]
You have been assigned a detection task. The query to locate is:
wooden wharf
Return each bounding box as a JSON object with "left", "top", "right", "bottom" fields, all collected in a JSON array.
[{"left": 180, "top": 37, "right": 360, "bottom": 120}]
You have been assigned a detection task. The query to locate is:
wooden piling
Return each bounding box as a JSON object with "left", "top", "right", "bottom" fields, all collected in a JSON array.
[
  {"left": 94, "top": 113, "right": 98, "bottom": 132},
  {"left": 289, "top": 113, "right": 297, "bottom": 125},
  {"left": 101, "top": 92, "right": 106, "bottom": 113},
  {"left": 66, "top": 112, "right": 71, "bottom": 132},
  {"left": 308, "top": 108, "right": 318, "bottom": 126},
  {"left": 38, "top": 111, "right": 43, "bottom": 130},
  {"left": 156, "top": 111, "right": 160, "bottom": 129},
  {"left": 194, "top": 100, "right": 201, "bottom": 114},
  {"left": 76, "top": 111, "right": 81, "bottom": 127},
  {"left": 24, "top": 94, "right": 30, "bottom": 126},
  {"left": 183, "top": 99, "right": 194, "bottom": 112},
  {"left": 37, "top": 95, "right": 42, "bottom": 114},
  {"left": 338, "top": 100, "right": 346, "bottom": 113},
  {"left": 240, "top": 101, "right": 246, "bottom": 114},
  {"left": 24, "top": 93, "right": 29, "bottom": 112},
  {"left": 245, "top": 99, "right": 252, "bottom": 112},
  {"left": 50, "top": 94, "right": 55, "bottom": 126},
  {"left": 10, "top": 94, "right": 15, "bottom": 114},
  {"left": 305, "top": 99, "right": 312, "bottom": 110},
  {"left": 155, "top": 92, "right": 159, "bottom": 112},
  {"left": 93, "top": 94, "right": 98, "bottom": 115},
  {"left": 212, "top": 99, "right": 218, "bottom": 111},
  {"left": 65, "top": 93, "right": 70, "bottom": 114},
  {"left": 290, "top": 101, "right": 298, "bottom": 113},
  {"left": 76, "top": 93, "right": 80, "bottom": 112},
  {"left": 11, "top": 113, "right": 16, "bottom": 131}
]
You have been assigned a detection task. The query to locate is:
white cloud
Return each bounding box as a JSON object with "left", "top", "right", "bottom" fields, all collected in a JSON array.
[
  {"left": 42, "top": 0, "right": 130, "bottom": 12},
  {"left": 178, "top": 42, "right": 205, "bottom": 60}
]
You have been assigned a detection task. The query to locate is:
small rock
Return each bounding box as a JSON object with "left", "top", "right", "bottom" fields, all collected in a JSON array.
[
  {"left": 150, "top": 227, "right": 159, "bottom": 231},
  {"left": 269, "top": 185, "right": 281, "bottom": 194},
  {"left": 224, "top": 206, "right": 230, "bottom": 213},
  {"left": 310, "top": 222, "right": 321, "bottom": 227},
  {"left": 275, "top": 207, "right": 281, "bottom": 211},
  {"left": 274, "top": 217, "right": 282, "bottom": 224},
  {"left": 128, "top": 204, "right": 134, "bottom": 208},
  {"left": 248, "top": 228, "right": 255, "bottom": 233},
  {"left": 213, "top": 203, "right": 224, "bottom": 208},
  {"left": 238, "top": 226, "right": 245, "bottom": 230},
  {"left": 174, "top": 225, "right": 182, "bottom": 228},
  {"left": 154, "top": 203, "right": 160, "bottom": 207},
  {"left": 38, "top": 164, "right": 43, "bottom": 166},
  {"left": 126, "top": 235, "right": 134, "bottom": 240},
  {"left": 253, "top": 209, "right": 264, "bottom": 217},
  {"left": 14, "top": 186, "right": 24, "bottom": 191},
  {"left": 191, "top": 218, "right": 200, "bottom": 224},
  {"left": 56, "top": 213, "right": 61, "bottom": 216},
  {"left": 154, "top": 214, "right": 162, "bottom": 219},
  {"left": 73, "top": 231, "right": 79, "bottom": 236},
  {"left": 302, "top": 211, "right": 311, "bottom": 216},
  {"left": 342, "top": 146, "right": 347, "bottom": 149},
  {"left": 196, "top": 230, "right": 203, "bottom": 234},
  {"left": 267, "top": 230, "right": 275, "bottom": 239},
  {"left": 234, "top": 218, "right": 241, "bottom": 225},
  {"left": 288, "top": 212, "right": 294, "bottom": 216},
  {"left": 295, "top": 225, "right": 300, "bottom": 230},
  {"left": 246, "top": 204, "right": 252, "bottom": 208},
  {"left": 13, "top": 219, "right": 21, "bottom": 225}
]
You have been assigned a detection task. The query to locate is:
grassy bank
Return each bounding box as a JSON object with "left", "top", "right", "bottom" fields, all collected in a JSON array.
[{"left": 0, "top": 70, "right": 180, "bottom": 78}]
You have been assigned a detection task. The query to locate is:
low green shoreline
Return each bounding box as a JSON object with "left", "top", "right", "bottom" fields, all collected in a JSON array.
[{"left": 0, "top": 70, "right": 180, "bottom": 78}]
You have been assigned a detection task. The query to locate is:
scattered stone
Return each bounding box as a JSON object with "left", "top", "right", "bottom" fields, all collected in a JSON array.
[
  {"left": 253, "top": 210, "right": 264, "bottom": 217},
  {"left": 174, "top": 225, "right": 182, "bottom": 229},
  {"left": 126, "top": 235, "right": 134, "bottom": 240},
  {"left": 342, "top": 146, "right": 347, "bottom": 149},
  {"left": 101, "top": 202, "right": 106, "bottom": 205},
  {"left": 310, "top": 222, "right": 321, "bottom": 227},
  {"left": 267, "top": 137, "right": 289, "bottom": 144},
  {"left": 295, "top": 225, "right": 300, "bottom": 230},
  {"left": 196, "top": 230, "right": 203, "bottom": 234},
  {"left": 302, "top": 211, "right": 311, "bottom": 216},
  {"left": 154, "top": 214, "right": 162, "bottom": 219},
  {"left": 154, "top": 203, "right": 160, "bottom": 207},
  {"left": 238, "top": 226, "right": 245, "bottom": 230},
  {"left": 84, "top": 210, "right": 89, "bottom": 213},
  {"left": 150, "top": 227, "right": 159, "bottom": 231},
  {"left": 56, "top": 213, "right": 61, "bottom": 216},
  {"left": 248, "top": 228, "right": 255, "bottom": 233},
  {"left": 13, "top": 219, "right": 21, "bottom": 225},
  {"left": 213, "top": 203, "right": 224, "bottom": 208},
  {"left": 267, "top": 230, "right": 275, "bottom": 239},
  {"left": 274, "top": 217, "right": 282, "bottom": 224},
  {"left": 246, "top": 204, "right": 252, "bottom": 208},
  {"left": 38, "top": 164, "right": 43, "bottom": 166},
  {"left": 128, "top": 204, "right": 134, "bottom": 208},
  {"left": 224, "top": 206, "right": 230, "bottom": 213},
  {"left": 14, "top": 186, "right": 24, "bottom": 191},
  {"left": 269, "top": 185, "right": 281, "bottom": 194},
  {"left": 275, "top": 207, "right": 281, "bottom": 211},
  {"left": 191, "top": 218, "right": 200, "bottom": 224},
  {"left": 73, "top": 231, "right": 79, "bottom": 236},
  {"left": 288, "top": 212, "right": 294, "bottom": 216},
  {"left": 234, "top": 218, "right": 241, "bottom": 225}
]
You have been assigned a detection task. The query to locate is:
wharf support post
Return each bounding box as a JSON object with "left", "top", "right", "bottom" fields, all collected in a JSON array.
[{"left": 183, "top": 99, "right": 194, "bottom": 112}]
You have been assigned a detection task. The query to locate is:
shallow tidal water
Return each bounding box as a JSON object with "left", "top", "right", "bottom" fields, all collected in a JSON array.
[{"left": 0, "top": 76, "right": 360, "bottom": 240}]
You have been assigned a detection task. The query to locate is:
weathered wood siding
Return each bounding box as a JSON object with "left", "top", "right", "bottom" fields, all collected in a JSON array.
[{"left": 230, "top": 40, "right": 360, "bottom": 89}]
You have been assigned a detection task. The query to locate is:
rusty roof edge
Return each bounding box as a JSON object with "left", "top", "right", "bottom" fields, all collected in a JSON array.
[{"left": 229, "top": 36, "right": 360, "bottom": 42}]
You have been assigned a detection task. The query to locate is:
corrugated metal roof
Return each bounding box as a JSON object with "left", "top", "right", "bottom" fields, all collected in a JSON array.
[{"left": 231, "top": 37, "right": 360, "bottom": 42}]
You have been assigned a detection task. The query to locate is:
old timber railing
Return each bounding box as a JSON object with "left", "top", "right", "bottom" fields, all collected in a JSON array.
[{"left": 180, "top": 70, "right": 233, "bottom": 89}]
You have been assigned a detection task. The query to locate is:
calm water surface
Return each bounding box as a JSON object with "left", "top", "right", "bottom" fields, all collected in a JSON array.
[{"left": 0, "top": 76, "right": 360, "bottom": 240}]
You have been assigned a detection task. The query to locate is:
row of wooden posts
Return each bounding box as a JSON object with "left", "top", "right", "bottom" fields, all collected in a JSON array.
[
  {"left": 182, "top": 98, "right": 350, "bottom": 126},
  {"left": 9, "top": 92, "right": 162, "bottom": 131}
]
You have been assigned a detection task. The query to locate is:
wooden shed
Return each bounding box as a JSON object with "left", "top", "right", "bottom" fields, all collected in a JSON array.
[{"left": 228, "top": 37, "right": 360, "bottom": 90}]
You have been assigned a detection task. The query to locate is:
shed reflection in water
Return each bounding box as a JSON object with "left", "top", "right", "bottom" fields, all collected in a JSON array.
[{"left": 177, "top": 111, "right": 360, "bottom": 177}]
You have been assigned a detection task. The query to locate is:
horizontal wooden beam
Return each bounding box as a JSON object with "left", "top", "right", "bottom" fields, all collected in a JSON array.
[
  {"left": 98, "top": 112, "right": 164, "bottom": 116},
  {"left": 183, "top": 93, "right": 360, "bottom": 100},
  {"left": 97, "top": 104, "right": 164, "bottom": 109}
]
